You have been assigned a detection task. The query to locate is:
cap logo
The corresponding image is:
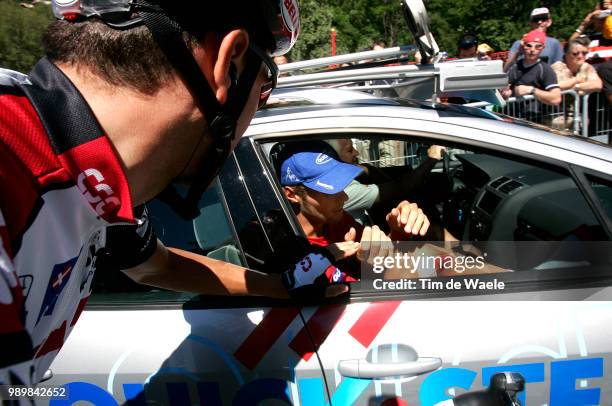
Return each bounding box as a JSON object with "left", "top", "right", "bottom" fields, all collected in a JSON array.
[
  {"left": 315, "top": 153, "right": 332, "bottom": 165},
  {"left": 316, "top": 180, "right": 334, "bottom": 191},
  {"left": 284, "top": 166, "right": 298, "bottom": 183}
]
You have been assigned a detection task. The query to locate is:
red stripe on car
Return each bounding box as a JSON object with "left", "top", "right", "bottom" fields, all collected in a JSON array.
[
  {"left": 234, "top": 307, "right": 300, "bottom": 370},
  {"left": 349, "top": 301, "right": 401, "bottom": 347},
  {"left": 289, "top": 304, "right": 346, "bottom": 361}
]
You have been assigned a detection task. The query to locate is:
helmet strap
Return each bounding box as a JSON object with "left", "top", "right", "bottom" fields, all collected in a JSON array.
[{"left": 138, "top": 1, "right": 263, "bottom": 220}]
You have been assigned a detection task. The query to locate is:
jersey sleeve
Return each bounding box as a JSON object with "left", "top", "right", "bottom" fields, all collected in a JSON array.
[
  {"left": 0, "top": 209, "right": 35, "bottom": 390},
  {"left": 542, "top": 63, "right": 560, "bottom": 90},
  {"left": 103, "top": 205, "right": 158, "bottom": 270}
]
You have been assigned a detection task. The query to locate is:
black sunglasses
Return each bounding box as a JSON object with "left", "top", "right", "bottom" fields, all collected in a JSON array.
[
  {"left": 249, "top": 44, "right": 279, "bottom": 110},
  {"left": 571, "top": 51, "right": 589, "bottom": 56},
  {"left": 531, "top": 15, "right": 549, "bottom": 23}
]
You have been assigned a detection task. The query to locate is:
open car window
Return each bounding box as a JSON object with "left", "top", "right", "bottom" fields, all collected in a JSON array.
[
  {"left": 262, "top": 135, "right": 612, "bottom": 294},
  {"left": 90, "top": 155, "right": 272, "bottom": 302}
]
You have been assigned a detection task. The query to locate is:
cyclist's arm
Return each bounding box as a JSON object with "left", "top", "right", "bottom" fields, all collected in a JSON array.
[{"left": 123, "top": 242, "right": 289, "bottom": 298}]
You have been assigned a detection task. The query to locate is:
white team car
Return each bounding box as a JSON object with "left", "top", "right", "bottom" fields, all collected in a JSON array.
[{"left": 44, "top": 1, "right": 612, "bottom": 405}]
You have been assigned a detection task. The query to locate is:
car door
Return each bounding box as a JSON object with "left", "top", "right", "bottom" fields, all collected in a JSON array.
[
  {"left": 246, "top": 130, "right": 612, "bottom": 406},
  {"left": 45, "top": 153, "right": 325, "bottom": 405}
]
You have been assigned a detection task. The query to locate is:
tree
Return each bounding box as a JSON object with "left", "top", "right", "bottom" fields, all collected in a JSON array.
[
  {"left": 290, "top": 0, "right": 596, "bottom": 60},
  {"left": 0, "top": 0, "right": 53, "bottom": 72},
  {"left": 0, "top": 0, "right": 600, "bottom": 66},
  {"left": 288, "top": 0, "right": 335, "bottom": 61}
]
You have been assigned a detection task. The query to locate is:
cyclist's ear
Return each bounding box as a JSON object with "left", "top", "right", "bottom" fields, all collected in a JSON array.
[{"left": 197, "top": 29, "right": 250, "bottom": 105}]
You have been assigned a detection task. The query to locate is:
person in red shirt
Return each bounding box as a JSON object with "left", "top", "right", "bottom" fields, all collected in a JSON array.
[{"left": 277, "top": 144, "right": 430, "bottom": 281}]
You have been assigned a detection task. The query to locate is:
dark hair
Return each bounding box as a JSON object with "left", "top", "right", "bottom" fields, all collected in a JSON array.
[
  {"left": 458, "top": 34, "right": 478, "bottom": 50},
  {"left": 373, "top": 39, "right": 386, "bottom": 48},
  {"left": 43, "top": 3, "right": 275, "bottom": 95},
  {"left": 43, "top": 21, "right": 174, "bottom": 94},
  {"left": 564, "top": 37, "right": 591, "bottom": 54}
]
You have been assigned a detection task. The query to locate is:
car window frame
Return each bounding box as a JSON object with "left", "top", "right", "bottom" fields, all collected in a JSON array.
[{"left": 569, "top": 165, "right": 612, "bottom": 239}]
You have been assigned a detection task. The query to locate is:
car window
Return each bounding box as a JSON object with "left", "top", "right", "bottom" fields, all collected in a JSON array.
[
  {"left": 587, "top": 175, "right": 612, "bottom": 221},
  {"left": 262, "top": 135, "right": 611, "bottom": 295},
  {"left": 89, "top": 155, "right": 267, "bottom": 302}
]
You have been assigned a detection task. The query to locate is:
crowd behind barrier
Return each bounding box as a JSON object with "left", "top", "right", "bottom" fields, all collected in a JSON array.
[
  {"left": 352, "top": 89, "right": 610, "bottom": 172},
  {"left": 464, "top": 89, "right": 611, "bottom": 142}
]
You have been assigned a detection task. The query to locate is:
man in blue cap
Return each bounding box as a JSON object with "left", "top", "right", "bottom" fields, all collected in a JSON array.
[{"left": 278, "top": 145, "right": 430, "bottom": 280}]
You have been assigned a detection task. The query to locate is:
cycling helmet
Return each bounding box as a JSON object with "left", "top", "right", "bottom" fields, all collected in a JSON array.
[
  {"left": 51, "top": 0, "right": 300, "bottom": 219},
  {"left": 52, "top": 0, "right": 299, "bottom": 56}
]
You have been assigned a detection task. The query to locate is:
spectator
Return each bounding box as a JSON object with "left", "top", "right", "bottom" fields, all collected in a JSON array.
[
  {"left": 504, "top": 7, "right": 563, "bottom": 70},
  {"left": 457, "top": 34, "right": 478, "bottom": 59},
  {"left": 552, "top": 38, "right": 603, "bottom": 95},
  {"left": 373, "top": 39, "right": 387, "bottom": 51},
  {"left": 550, "top": 38, "right": 603, "bottom": 131},
  {"left": 477, "top": 43, "right": 495, "bottom": 60},
  {"left": 502, "top": 29, "right": 562, "bottom": 122},
  {"left": 274, "top": 55, "right": 290, "bottom": 77},
  {"left": 273, "top": 55, "right": 288, "bottom": 65},
  {"left": 570, "top": 1, "right": 612, "bottom": 46}
]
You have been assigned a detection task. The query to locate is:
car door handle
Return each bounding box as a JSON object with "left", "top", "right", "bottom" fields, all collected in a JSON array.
[
  {"left": 39, "top": 369, "right": 53, "bottom": 382},
  {"left": 338, "top": 357, "right": 441, "bottom": 379},
  {"left": 338, "top": 343, "right": 441, "bottom": 379}
]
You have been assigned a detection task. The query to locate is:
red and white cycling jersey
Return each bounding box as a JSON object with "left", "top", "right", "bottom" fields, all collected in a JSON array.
[{"left": 0, "top": 59, "right": 154, "bottom": 388}]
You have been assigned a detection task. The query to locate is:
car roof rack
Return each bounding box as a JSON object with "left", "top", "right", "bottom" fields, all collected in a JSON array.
[
  {"left": 275, "top": 0, "right": 507, "bottom": 104},
  {"left": 277, "top": 50, "right": 507, "bottom": 104}
]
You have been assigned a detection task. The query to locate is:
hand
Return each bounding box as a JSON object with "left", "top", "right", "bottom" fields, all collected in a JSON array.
[
  {"left": 386, "top": 200, "right": 430, "bottom": 237},
  {"left": 515, "top": 85, "right": 534, "bottom": 97},
  {"left": 326, "top": 239, "right": 360, "bottom": 261},
  {"left": 501, "top": 86, "right": 512, "bottom": 100},
  {"left": 584, "top": 9, "right": 601, "bottom": 26},
  {"left": 356, "top": 225, "right": 394, "bottom": 264},
  {"left": 427, "top": 145, "right": 446, "bottom": 160}
]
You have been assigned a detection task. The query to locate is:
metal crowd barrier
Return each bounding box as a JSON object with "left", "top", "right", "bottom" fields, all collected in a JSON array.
[
  {"left": 466, "top": 90, "right": 610, "bottom": 142},
  {"left": 353, "top": 139, "right": 428, "bottom": 168},
  {"left": 582, "top": 92, "right": 611, "bottom": 142},
  {"left": 496, "top": 90, "right": 581, "bottom": 135}
]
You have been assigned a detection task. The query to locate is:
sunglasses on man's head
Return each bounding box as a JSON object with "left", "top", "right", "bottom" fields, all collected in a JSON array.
[
  {"left": 524, "top": 43, "right": 544, "bottom": 49},
  {"left": 249, "top": 44, "right": 278, "bottom": 110},
  {"left": 531, "top": 15, "right": 549, "bottom": 23}
]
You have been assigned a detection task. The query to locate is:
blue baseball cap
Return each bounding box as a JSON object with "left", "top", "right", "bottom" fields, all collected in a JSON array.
[{"left": 280, "top": 151, "right": 363, "bottom": 194}]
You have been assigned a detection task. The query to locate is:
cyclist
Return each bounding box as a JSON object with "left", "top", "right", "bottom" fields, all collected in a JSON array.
[{"left": 0, "top": 0, "right": 345, "bottom": 390}]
